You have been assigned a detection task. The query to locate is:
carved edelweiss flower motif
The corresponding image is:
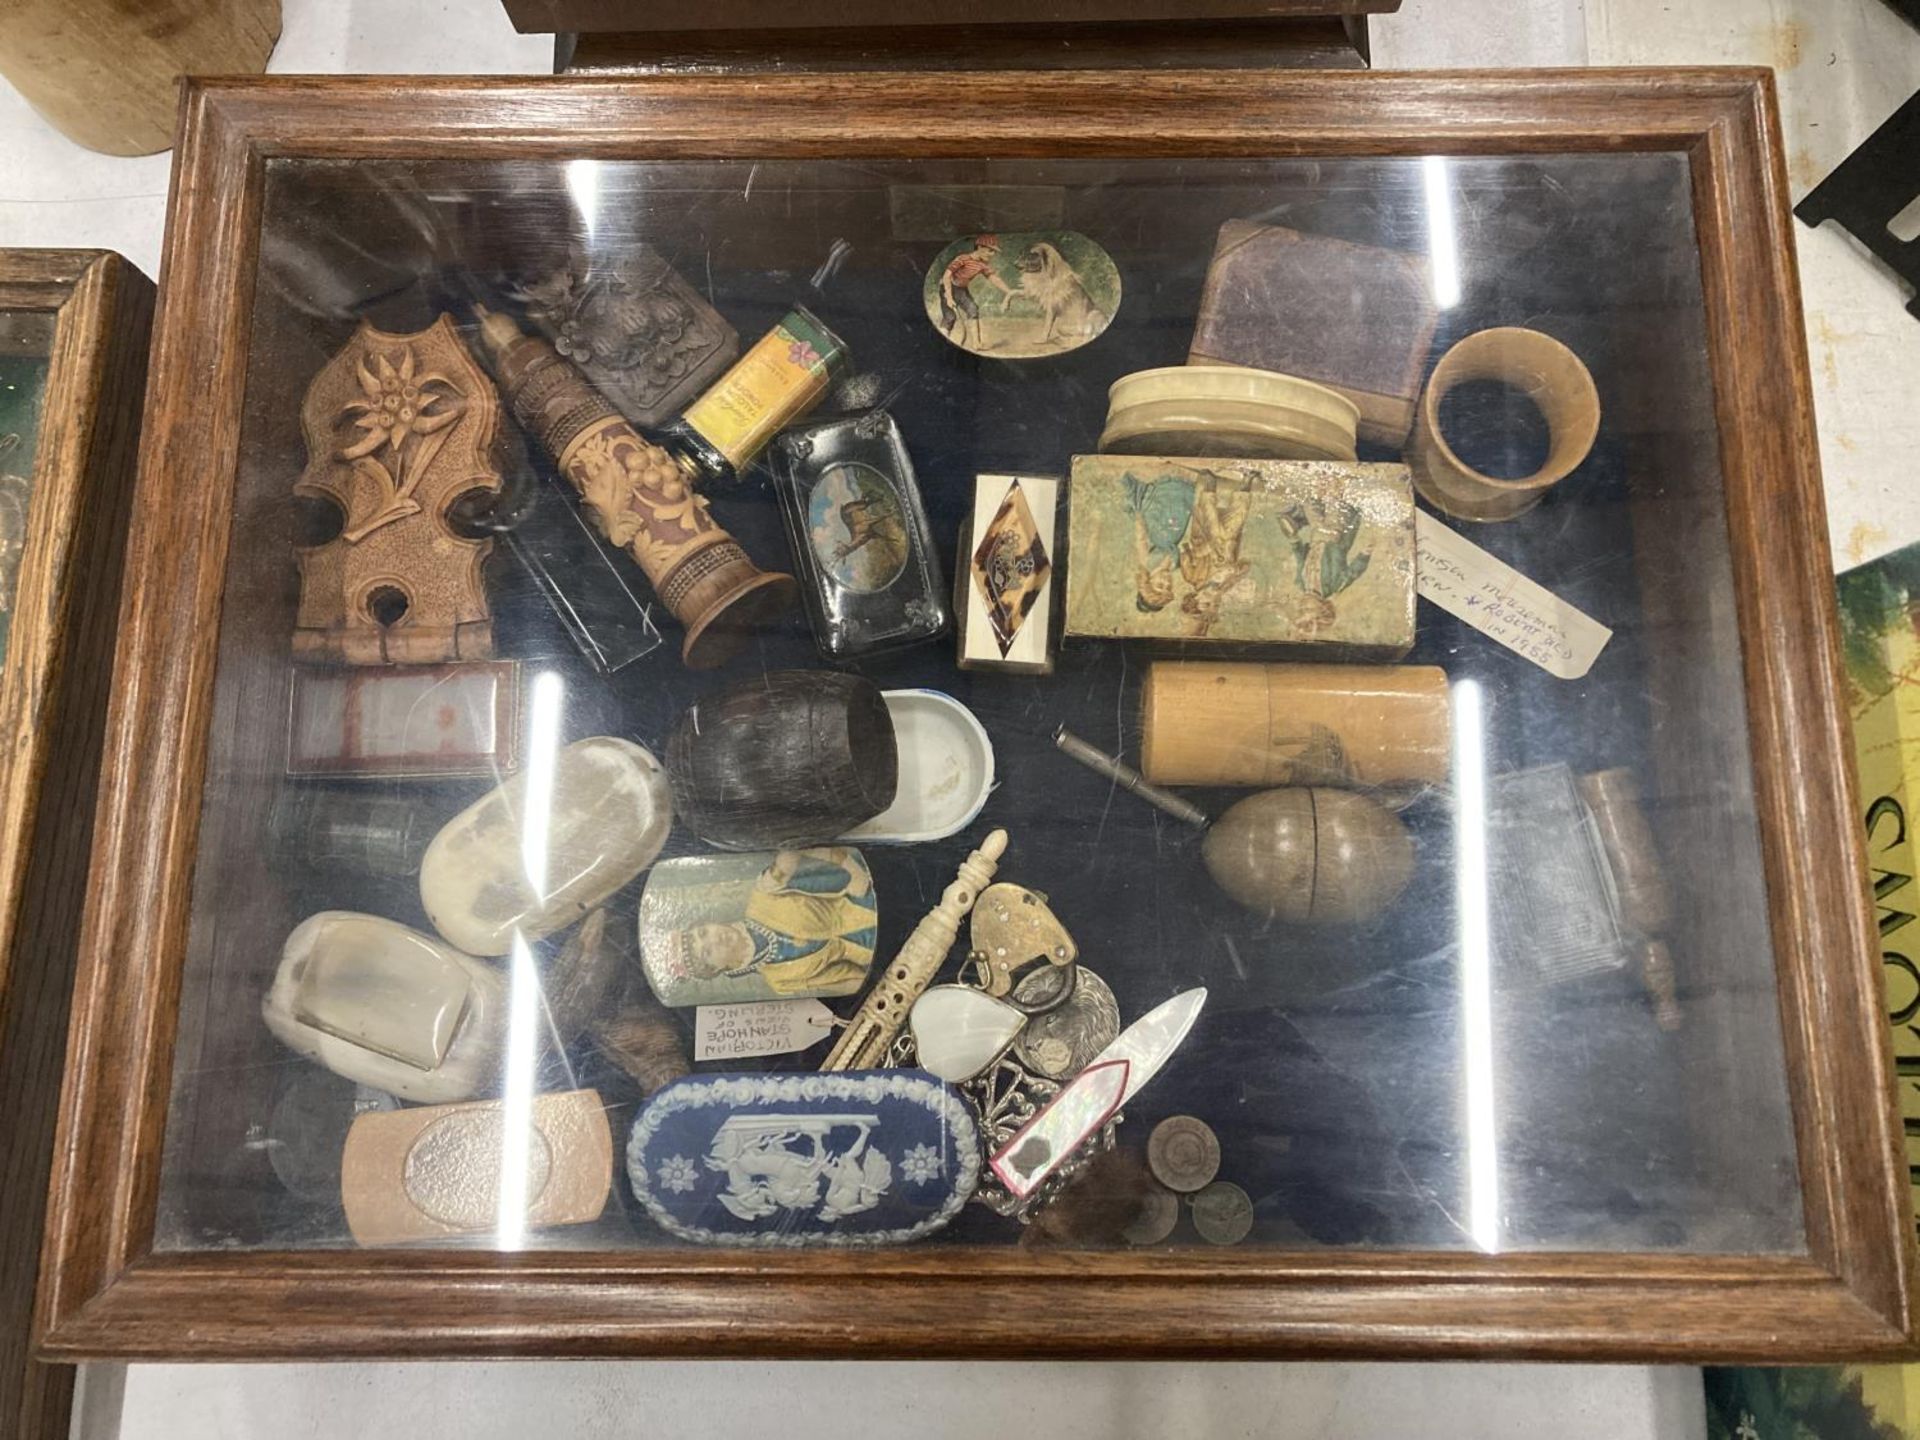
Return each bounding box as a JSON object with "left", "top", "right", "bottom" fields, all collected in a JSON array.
[{"left": 340, "top": 346, "right": 463, "bottom": 460}]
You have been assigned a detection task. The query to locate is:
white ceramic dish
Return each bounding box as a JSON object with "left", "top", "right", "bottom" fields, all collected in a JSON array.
[{"left": 841, "top": 689, "right": 994, "bottom": 843}]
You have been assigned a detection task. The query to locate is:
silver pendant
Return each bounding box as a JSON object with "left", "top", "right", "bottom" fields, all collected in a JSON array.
[
  {"left": 1011, "top": 966, "right": 1119, "bottom": 1079},
  {"left": 883, "top": 1030, "right": 1115, "bottom": 1219}
]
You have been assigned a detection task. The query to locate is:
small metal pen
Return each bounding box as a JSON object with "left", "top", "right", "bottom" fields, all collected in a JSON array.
[{"left": 1053, "top": 726, "right": 1210, "bottom": 830}]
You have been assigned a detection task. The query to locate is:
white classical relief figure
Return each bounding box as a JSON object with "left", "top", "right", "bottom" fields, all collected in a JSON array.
[
  {"left": 705, "top": 1114, "right": 892, "bottom": 1223},
  {"left": 819, "top": 1147, "right": 892, "bottom": 1221}
]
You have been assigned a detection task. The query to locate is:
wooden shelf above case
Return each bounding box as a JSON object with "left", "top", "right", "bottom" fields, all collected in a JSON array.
[
  {"left": 507, "top": 0, "right": 1401, "bottom": 33},
  {"left": 560, "top": 18, "right": 1382, "bottom": 74}
]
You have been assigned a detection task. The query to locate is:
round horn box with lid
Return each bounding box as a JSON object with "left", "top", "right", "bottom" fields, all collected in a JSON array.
[
  {"left": 1408, "top": 327, "right": 1601, "bottom": 523},
  {"left": 1098, "top": 365, "right": 1359, "bottom": 462},
  {"left": 666, "top": 669, "right": 899, "bottom": 849}
]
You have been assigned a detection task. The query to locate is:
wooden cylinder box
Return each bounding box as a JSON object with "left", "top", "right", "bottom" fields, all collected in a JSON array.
[{"left": 1139, "top": 661, "right": 1450, "bottom": 789}]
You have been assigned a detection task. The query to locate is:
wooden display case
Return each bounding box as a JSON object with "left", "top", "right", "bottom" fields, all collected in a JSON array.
[
  {"left": 34, "top": 71, "right": 1912, "bottom": 1363},
  {"left": 0, "top": 250, "right": 152, "bottom": 1438}
]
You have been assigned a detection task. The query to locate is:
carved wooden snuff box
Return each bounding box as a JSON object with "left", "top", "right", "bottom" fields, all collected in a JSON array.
[
  {"left": 1063, "top": 455, "right": 1416, "bottom": 659},
  {"left": 513, "top": 245, "right": 739, "bottom": 430}
]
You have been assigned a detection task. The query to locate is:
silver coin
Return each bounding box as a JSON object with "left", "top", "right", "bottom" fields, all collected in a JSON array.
[
  {"left": 1189, "top": 1180, "right": 1254, "bottom": 1245},
  {"left": 1121, "top": 1183, "right": 1181, "bottom": 1246},
  {"left": 1009, "top": 960, "right": 1077, "bottom": 1014},
  {"left": 1013, "top": 967, "right": 1119, "bottom": 1079},
  {"left": 1147, "top": 1115, "right": 1222, "bottom": 1194}
]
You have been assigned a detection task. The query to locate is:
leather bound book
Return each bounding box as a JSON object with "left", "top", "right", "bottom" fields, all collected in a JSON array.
[{"left": 1187, "top": 220, "right": 1440, "bottom": 447}]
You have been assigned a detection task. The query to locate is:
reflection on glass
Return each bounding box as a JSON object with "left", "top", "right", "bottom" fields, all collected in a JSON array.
[
  {"left": 156, "top": 152, "right": 1804, "bottom": 1262},
  {"left": 1423, "top": 154, "right": 1463, "bottom": 310},
  {"left": 496, "top": 938, "right": 541, "bottom": 1251},
  {"left": 0, "top": 310, "right": 54, "bottom": 672},
  {"left": 497, "top": 670, "right": 566, "bottom": 1248},
  {"left": 1451, "top": 676, "right": 1499, "bottom": 1253},
  {"left": 566, "top": 158, "right": 602, "bottom": 246}
]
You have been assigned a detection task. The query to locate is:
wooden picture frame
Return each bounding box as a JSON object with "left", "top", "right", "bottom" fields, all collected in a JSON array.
[
  {"left": 0, "top": 250, "right": 152, "bottom": 1438},
  {"left": 35, "top": 71, "right": 1912, "bottom": 1363}
]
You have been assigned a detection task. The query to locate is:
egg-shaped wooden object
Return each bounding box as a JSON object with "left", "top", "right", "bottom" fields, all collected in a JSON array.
[{"left": 1202, "top": 788, "right": 1414, "bottom": 925}]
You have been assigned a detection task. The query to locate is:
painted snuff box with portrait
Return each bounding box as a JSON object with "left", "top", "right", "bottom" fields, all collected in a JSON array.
[{"left": 638, "top": 846, "right": 878, "bottom": 1009}]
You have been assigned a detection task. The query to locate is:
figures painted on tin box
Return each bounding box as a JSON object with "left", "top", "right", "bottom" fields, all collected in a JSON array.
[{"left": 1065, "top": 455, "right": 1417, "bottom": 659}]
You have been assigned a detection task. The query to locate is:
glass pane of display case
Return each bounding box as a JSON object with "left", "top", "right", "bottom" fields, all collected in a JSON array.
[
  {"left": 152, "top": 151, "right": 1802, "bottom": 1260},
  {"left": 0, "top": 310, "right": 53, "bottom": 675}
]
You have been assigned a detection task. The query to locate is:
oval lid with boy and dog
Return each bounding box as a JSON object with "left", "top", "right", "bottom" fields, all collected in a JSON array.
[{"left": 923, "top": 232, "right": 1120, "bottom": 360}]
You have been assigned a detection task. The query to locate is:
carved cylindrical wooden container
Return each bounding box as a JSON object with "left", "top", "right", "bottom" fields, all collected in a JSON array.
[
  {"left": 1202, "top": 788, "right": 1414, "bottom": 925},
  {"left": 473, "top": 307, "right": 796, "bottom": 668},
  {"left": 666, "top": 670, "right": 899, "bottom": 850},
  {"left": 1141, "top": 661, "right": 1450, "bottom": 790}
]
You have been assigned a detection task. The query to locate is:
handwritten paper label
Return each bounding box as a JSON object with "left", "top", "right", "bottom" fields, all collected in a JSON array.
[
  {"left": 694, "top": 998, "right": 837, "bottom": 1062},
  {"left": 1415, "top": 511, "right": 1612, "bottom": 679}
]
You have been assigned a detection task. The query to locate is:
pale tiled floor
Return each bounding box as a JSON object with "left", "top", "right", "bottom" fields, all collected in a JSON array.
[
  {"left": 76, "top": 1359, "right": 1709, "bottom": 1440},
  {"left": 7, "top": 0, "right": 1915, "bottom": 1434}
]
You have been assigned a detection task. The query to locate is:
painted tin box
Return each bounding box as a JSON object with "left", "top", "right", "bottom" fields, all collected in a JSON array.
[
  {"left": 1062, "top": 455, "right": 1416, "bottom": 658},
  {"left": 770, "top": 410, "right": 949, "bottom": 659},
  {"left": 638, "top": 846, "right": 879, "bottom": 1008}
]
